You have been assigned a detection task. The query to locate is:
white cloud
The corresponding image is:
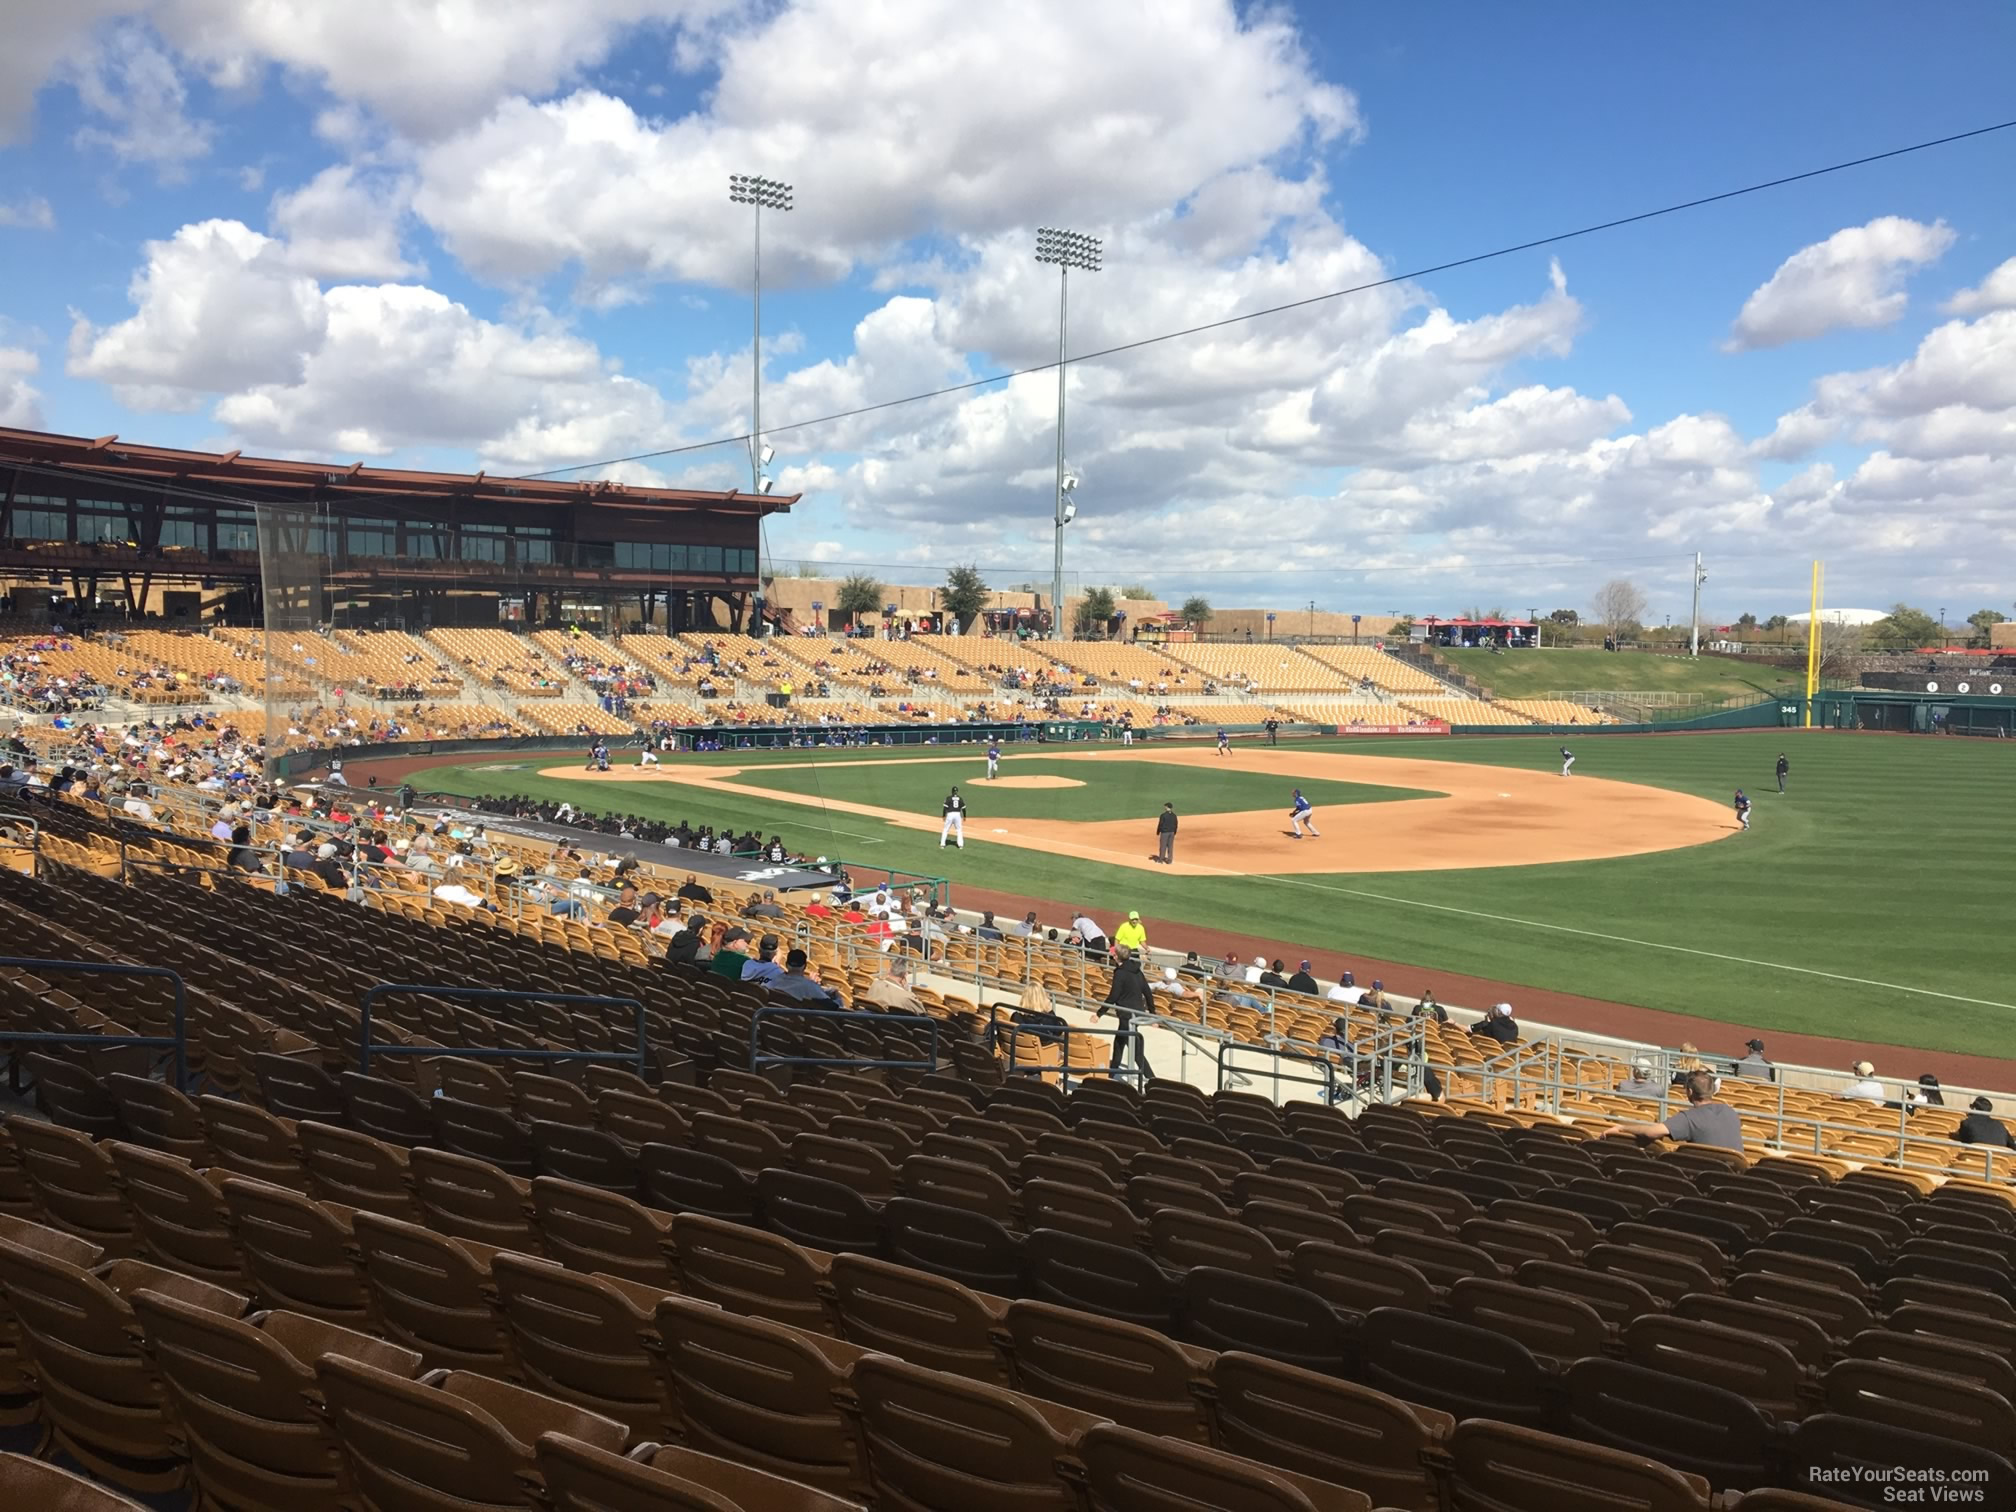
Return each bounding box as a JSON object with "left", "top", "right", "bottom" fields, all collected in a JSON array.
[
  {"left": 269, "top": 166, "right": 422, "bottom": 281},
  {"left": 0, "top": 349, "right": 43, "bottom": 428},
  {"left": 0, "top": 196, "right": 56, "bottom": 230},
  {"left": 411, "top": 0, "right": 1357, "bottom": 292},
  {"left": 1726, "top": 216, "right": 1955, "bottom": 351},
  {"left": 69, "top": 24, "right": 214, "bottom": 182},
  {"left": 1943, "top": 256, "right": 2016, "bottom": 317},
  {"left": 0, "top": 0, "right": 131, "bottom": 146}
]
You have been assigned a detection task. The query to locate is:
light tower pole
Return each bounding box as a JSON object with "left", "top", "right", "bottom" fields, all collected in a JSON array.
[
  {"left": 1035, "top": 227, "right": 1100, "bottom": 640},
  {"left": 1690, "top": 551, "right": 1707, "bottom": 657},
  {"left": 729, "top": 173, "right": 792, "bottom": 633}
]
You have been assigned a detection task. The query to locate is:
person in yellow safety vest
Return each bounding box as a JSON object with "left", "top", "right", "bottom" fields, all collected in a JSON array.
[
  {"left": 781, "top": 680, "right": 794, "bottom": 699},
  {"left": 1114, "top": 910, "right": 1148, "bottom": 955}
]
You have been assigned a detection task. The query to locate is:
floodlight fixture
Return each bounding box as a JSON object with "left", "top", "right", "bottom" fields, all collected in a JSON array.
[
  {"left": 1035, "top": 226, "right": 1102, "bottom": 639},
  {"left": 730, "top": 172, "right": 795, "bottom": 632}
]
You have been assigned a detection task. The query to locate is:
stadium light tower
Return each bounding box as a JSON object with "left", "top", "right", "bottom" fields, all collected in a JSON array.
[
  {"left": 729, "top": 173, "right": 792, "bottom": 633},
  {"left": 1036, "top": 227, "right": 1100, "bottom": 640}
]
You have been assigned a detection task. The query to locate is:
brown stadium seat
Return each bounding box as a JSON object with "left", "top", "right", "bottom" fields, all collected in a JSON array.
[
  {"left": 409, "top": 1147, "right": 542, "bottom": 1254},
  {"left": 25, "top": 1053, "right": 125, "bottom": 1141},
  {"left": 218, "top": 1176, "right": 374, "bottom": 1327},
  {"left": 1515, "top": 1259, "right": 1661, "bottom": 1330},
  {"left": 639, "top": 1143, "right": 758, "bottom": 1224},
  {"left": 5, "top": 1114, "right": 137, "bottom": 1255},
  {"left": 850, "top": 1351, "right": 1105, "bottom": 1510},
  {"left": 1823, "top": 1356, "right": 2016, "bottom": 1453},
  {"left": 1444, "top": 1419, "right": 1713, "bottom": 1512},
  {"left": 529, "top": 1118, "right": 640, "bottom": 1193},
  {"left": 103, "top": 1141, "right": 247, "bottom": 1290},
  {"left": 1292, "top": 1239, "right": 1438, "bottom": 1316},
  {"left": 1148, "top": 1207, "right": 1285, "bottom": 1276},
  {"left": 1557, "top": 1357, "right": 1776, "bottom": 1493},
  {"left": 1127, "top": 1170, "right": 1234, "bottom": 1222},
  {"left": 1671, "top": 1292, "right": 1835, "bottom": 1371},
  {"left": 1371, "top": 1230, "right": 1507, "bottom": 1293},
  {"left": 1785, "top": 1414, "right": 2016, "bottom": 1511},
  {"left": 831, "top": 1114, "right": 922, "bottom": 1169},
  {"left": 350, "top": 1210, "right": 513, "bottom": 1375},
  {"left": 0, "top": 1213, "right": 105, "bottom": 1426},
  {"left": 757, "top": 1167, "right": 883, "bottom": 1255},
  {"left": 0, "top": 1453, "right": 152, "bottom": 1511},
  {"left": 1449, "top": 1276, "right": 1613, "bottom": 1366},
  {"left": 1358, "top": 1307, "right": 1554, "bottom": 1429},
  {"left": 671, "top": 1211, "right": 833, "bottom": 1335},
  {"left": 1020, "top": 1177, "right": 1144, "bottom": 1247},
  {"left": 513, "top": 1071, "right": 596, "bottom": 1125},
  {"left": 1586, "top": 1241, "right": 1721, "bottom": 1306},
  {"left": 253, "top": 1052, "right": 350, "bottom": 1125},
  {"left": 1729, "top": 1269, "right": 1876, "bottom": 1339},
  {"left": 530, "top": 1176, "right": 678, "bottom": 1288},
  {"left": 431, "top": 1095, "right": 536, "bottom": 1176},
  {"left": 1179, "top": 1267, "right": 1351, "bottom": 1375},
  {"left": 1341, "top": 1192, "right": 1449, "bottom": 1239},
  {"left": 1209, "top": 1350, "right": 1454, "bottom": 1512},
  {"left": 104, "top": 1072, "right": 211, "bottom": 1163},
  {"left": 1846, "top": 1325, "right": 2016, "bottom": 1400},
  {"left": 901, "top": 1153, "right": 1021, "bottom": 1225},
  {"left": 794, "top": 1131, "right": 899, "bottom": 1202},
  {"left": 879, "top": 1196, "right": 1024, "bottom": 1297},
  {"left": 1077, "top": 1420, "right": 1374, "bottom": 1512},
  {"left": 297, "top": 1120, "right": 425, "bottom": 1221},
  {"left": 1460, "top": 1216, "right": 1578, "bottom": 1269},
  {"left": 692, "top": 1111, "right": 793, "bottom": 1180},
  {"left": 652, "top": 1294, "right": 869, "bottom": 1496},
  {"left": 0, "top": 1237, "right": 246, "bottom": 1495},
  {"left": 199, "top": 1095, "right": 310, "bottom": 1190},
  {"left": 315, "top": 1354, "right": 626, "bottom": 1512},
  {"left": 1240, "top": 1198, "right": 1357, "bottom": 1255},
  {"left": 534, "top": 1432, "right": 867, "bottom": 1512},
  {"left": 340, "top": 1071, "right": 438, "bottom": 1150},
  {"left": 1623, "top": 1313, "right": 1809, "bottom": 1419},
  {"left": 1034, "top": 1130, "right": 1129, "bottom": 1183},
  {"left": 920, "top": 1131, "right": 1019, "bottom": 1188},
  {"left": 488, "top": 1253, "right": 670, "bottom": 1438},
  {"left": 1002, "top": 1298, "right": 1210, "bottom": 1441},
  {"left": 826, "top": 1252, "right": 1011, "bottom": 1385},
  {"left": 597, "top": 1088, "right": 690, "bottom": 1149},
  {"left": 1023, "top": 1227, "right": 1179, "bottom": 1332},
  {"left": 1607, "top": 1220, "right": 1730, "bottom": 1278},
  {"left": 128, "top": 1287, "right": 423, "bottom": 1512}
]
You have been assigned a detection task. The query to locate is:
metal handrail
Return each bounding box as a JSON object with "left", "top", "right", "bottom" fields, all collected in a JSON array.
[
  {"left": 748, "top": 1004, "right": 941, "bottom": 1073},
  {"left": 0, "top": 956, "right": 190, "bottom": 1091},
  {"left": 357, "top": 985, "right": 648, "bottom": 1077}
]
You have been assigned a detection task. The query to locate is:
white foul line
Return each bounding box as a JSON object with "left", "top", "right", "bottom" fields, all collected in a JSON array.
[{"left": 1254, "top": 872, "right": 2016, "bottom": 1011}]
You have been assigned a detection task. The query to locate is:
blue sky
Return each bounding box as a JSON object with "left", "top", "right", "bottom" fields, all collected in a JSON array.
[{"left": 3, "top": 0, "right": 2014, "bottom": 623}]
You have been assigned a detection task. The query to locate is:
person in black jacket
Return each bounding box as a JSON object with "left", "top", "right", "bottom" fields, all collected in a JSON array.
[
  {"left": 1956, "top": 1096, "right": 2015, "bottom": 1148},
  {"left": 1470, "top": 1002, "right": 1519, "bottom": 1044},
  {"left": 1098, "top": 947, "right": 1155, "bottom": 1082},
  {"left": 663, "top": 917, "right": 709, "bottom": 966},
  {"left": 1286, "top": 960, "right": 1320, "bottom": 995},
  {"left": 1153, "top": 802, "right": 1177, "bottom": 864}
]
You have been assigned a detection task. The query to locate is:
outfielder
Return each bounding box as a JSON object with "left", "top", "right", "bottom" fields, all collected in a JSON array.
[
  {"left": 986, "top": 740, "right": 1000, "bottom": 779},
  {"left": 940, "top": 786, "right": 967, "bottom": 848},
  {"left": 1560, "top": 746, "right": 1575, "bottom": 777},
  {"left": 1776, "top": 753, "right": 1788, "bottom": 793},
  {"left": 1288, "top": 787, "right": 1321, "bottom": 838}
]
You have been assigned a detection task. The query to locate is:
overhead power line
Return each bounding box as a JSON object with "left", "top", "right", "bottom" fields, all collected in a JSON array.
[{"left": 518, "top": 118, "right": 2016, "bottom": 480}]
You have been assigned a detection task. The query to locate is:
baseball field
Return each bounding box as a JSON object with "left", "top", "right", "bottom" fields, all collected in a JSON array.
[{"left": 402, "top": 730, "right": 2014, "bottom": 1061}]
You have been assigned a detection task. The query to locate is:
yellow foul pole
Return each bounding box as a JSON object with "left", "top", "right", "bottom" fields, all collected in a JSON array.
[{"left": 1803, "top": 560, "right": 1823, "bottom": 728}]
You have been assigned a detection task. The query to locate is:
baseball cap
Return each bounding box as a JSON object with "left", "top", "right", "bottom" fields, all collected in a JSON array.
[
  {"left": 1299, "top": 960, "right": 1311, "bottom": 971},
  {"left": 1853, "top": 1060, "right": 1875, "bottom": 1077},
  {"left": 1745, "top": 1038, "right": 1765, "bottom": 1052},
  {"left": 1492, "top": 1002, "right": 1513, "bottom": 1017},
  {"left": 1253, "top": 955, "right": 1266, "bottom": 967},
  {"left": 1128, "top": 910, "right": 1140, "bottom": 921},
  {"left": 1163, "top": 967, "right": 1177, "bottom": 981},
  {"left": 315, "top": 843, "right": 338, "bottom": 860}
]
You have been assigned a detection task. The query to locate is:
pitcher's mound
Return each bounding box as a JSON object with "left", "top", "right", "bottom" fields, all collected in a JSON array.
[{"left": 972, "top": 775, "right": 1085, "bottom": 789}]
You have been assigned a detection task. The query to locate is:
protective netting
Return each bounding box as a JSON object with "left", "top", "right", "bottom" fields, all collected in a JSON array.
[{"left": 254, "top": 502, "right": 328, "bottom": 775}]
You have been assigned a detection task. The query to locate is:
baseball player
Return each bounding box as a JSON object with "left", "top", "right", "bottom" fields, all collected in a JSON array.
[
  {"left": 940, "top": 786, "right": 967, "bottom": 848},
  {"left": 638, "top": 746, "right": 660, "bottom": 766},
  {"left": 1216, "top": 727, "right": 1230, "bottom": 757},
  {"left": 986, "top": 740, "right": 1000, "bottom": 779},
  {"left": 1288, "top": 787, "right": 1321, "bottom": 839},
  {"left": 1734, "top": 789, "right": 1751, "bottom": 831},
  {"left": 1776, "top": 753, "right": 1788, "bottom": 793},
  {"left": 1120, "top": 717, "right": 1134, "bottom": 746},
  {"left": 1559, "top": 746, "right": 1575, "bottom": 777}
]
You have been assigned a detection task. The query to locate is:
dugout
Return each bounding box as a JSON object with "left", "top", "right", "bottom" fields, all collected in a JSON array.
[{"left": 1811, "top": 688, "right": 2015, "bottom": 736}]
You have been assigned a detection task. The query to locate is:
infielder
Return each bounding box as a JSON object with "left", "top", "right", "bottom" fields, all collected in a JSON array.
[
  {"left": 1560, "top": 746, "right": 1575, "bottom": 777},
  {"left": 1120, "top": 718, "right": 1134, "bottom": 746},
  {"left": 1288, "top": 787, "right": 1321, "bottom": 838},
  {"left": 1216, "top": 727, "right": 1230, "bottom": 757},
  {"left": 1734, "top": 789, "right": 1751, "bottom": 831},
  {"left": 986, "top": 740, "right": 1001, "bottom": 779},
  {"left": 940, "top": 786, "right": 967, "bottom": 848}
]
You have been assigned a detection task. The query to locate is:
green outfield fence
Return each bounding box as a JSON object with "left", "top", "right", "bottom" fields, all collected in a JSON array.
[{"left": 1811, "top": 689, "right": 2015, "bottom": 736}]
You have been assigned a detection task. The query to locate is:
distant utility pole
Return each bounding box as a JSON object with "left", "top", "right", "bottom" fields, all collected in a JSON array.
[{"left": 1690, "top": 551, "right": 1707, "bottom": 657}]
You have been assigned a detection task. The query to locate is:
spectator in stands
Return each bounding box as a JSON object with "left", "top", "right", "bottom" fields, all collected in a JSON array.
[
  {"left": 975, "top": 910, "right": 1004, "bottom": 941},
  {"left": 606, "top": 884, "right": 642, "bottom": 927},
  {"left": 1361, "top": 979, "right": 1393, "bottom": 1014},
  {"left": 1098, "top": 946, "right": 1153, "bottom": 1081},
  {"left": 1470, "top": 1002, "right": 1519, "bottom": 1044},
  {"left": 1956, "top": 1097, "right": 2015, "bottom": 1148},
  {"left": 1911, "top": 1073, "right": 1945, "bottom": 1107},
  {"left": 675, "top": 873, "right": 713, "bottom": 904},
  {"left": 1617, "top": 1058, "right": 1665, "bottom": 1098},
  {"left": 1013, "top": 910, "right": 1040, "bottom": 938},
  {"left": 1841, "top": 1061, "right": 1885, "bottom": 1102},
  {"left": 1732, "top": 1038, "right": 1775, "bottom": 1081},
  {"left": 1326, "top": 970, "right": 1362, "bottom": 1004},
  {"left": 1072, "top": 910, "right": 1109, "bottom": 958},
  {"left": 768, "top": 948, "right": 844, "bottom": 1009},
  {"left": 664, "top": 915, "right": 709, "bottom": 965},
  {"left": 311, "top": 842, "right": 347, "bottom": 890},
  {"left": 1285, "top": 961, "right": 1320, "bottom": 995},
  {"left": 1177, "top": 950, "right": 1207, "bottom": 980},
  {"left": 745, "top": 888, "right": 786, "bottom": 921},
  {"left": 1413, "top": 990, "right": 1448, "bottom": 1024},
  {"left": 226, "top": 823, "right": 263, "bottom": 873},
  {"left": 740, "top": 934, "right": 784, "bottom": 986},
  {"left": 1601, "top": 1070, "right": 1743, "bottom": 1150},
  {"left": 1114, "top": 910, "right": 1147, "bottom": 956},
  {"left": 1258, "top": 959, "right": 1290, "bottom": 991}
]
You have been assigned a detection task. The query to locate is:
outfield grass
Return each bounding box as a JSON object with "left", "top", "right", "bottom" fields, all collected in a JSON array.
[
  {"left": 419, "top": 732, "right": 2015, "bottom": 1057},
  {"left": 1437, "top": 646, "right": 1804, "bottom": 701}
]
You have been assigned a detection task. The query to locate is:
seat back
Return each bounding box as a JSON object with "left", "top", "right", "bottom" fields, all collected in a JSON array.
[
  {"left": 535, "top": 1433, "right": 866, "bottom": 1512},
  {"left": 199, "top": 1095, "right": 309, "bottom": 1190},
  {"left": 489, "top": 1253, "right": 668, "bottom": 1438},
  {"left": 1558, "top": 1356, "right": 1777, "bottom": 1493},
  {"left": 1148, "top": 1207, "right": 1283, "bottom": 1276},
  {"left": 671, "top": 1211, "right": 833, "bottom": 1335},
  {"left": 530, "top": 1177, "right": 677, "bottom": 1287},
  {"left": 827, "top": 1251, "right": 1010, "bottom": 1384},
  {"left": 1359, "top": 1306, "right": 1552, "bottom": 1428},
  {"left": 1023, "top": 1227, "right": 1179, "bottom": 1333},
  {"left": 431, "top": 1096, "right": 536, "bottom": 1175},
  {"left": 4, "top": 1114, "right": 135, "bottom": 1254},
  {"left": 0, "top": 1452, "right": 153, "bottom": 1511},
  {"left": 1625, "top": 1313, "right": 1809, "bottom": 1418},
  {"left": 880, "top": 1197, "right": 1024, "bottom": 1297},
  {"left": 105, "top": 1073, "right": 210, "bottom": 1163},
  {"left": 1448, "top": 1276, "right": 1611, "bottom": 1366},
  {"left": 530, "top": 1119, "right": 640, "bottom": 1193},
  {"left": 408, "top": 1146, "right": 541, "bottom": 1252},
  {"left": 1824, "top": 1356, "right": 2016, "bottom": 1453},
  {"left": 757, "top": 1167, "right": 884, "bottom": 1256},
  {"left": 638, "top": 1143, "right": 757, "bottom": 1223},
  {"left": 1003, "top": 1298, "right": 1208, "bottom": 1441},
  {"left": 252, "top": 1052, "right": 349, "bottom": 1125},
  {"left": 350, "top": 1210, "right": 510, "bottom": 1374},
  {"left": 1179, "top": 1267, "right": 1350, "bottom": 1375},
  {"left": 340, "top": 1072, "right": 437, "bottom": 1149},
  {"left": 103, "top": 1140, "right": 246, "bottom": 1289},
  {"left": 1078, "top": 1420, "right": 1373, "bottom": 1512},
  {"left": 1020, "top": 1179, "right": 1143, "bottom": 1248},
  {"left": 217, "top": 1176, "right": 372, "bottom": 1325},
  {"left": 297, "top": 1121, "right": 423, "bottom": 1221},
  {"left": 1445, "top": 1419, "right": 1712, "bottom": 1512}
]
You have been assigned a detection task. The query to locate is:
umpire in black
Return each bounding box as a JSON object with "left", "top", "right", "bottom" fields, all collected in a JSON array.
[
  {"left": 1099, "top": 946, "right": 1155, "bottom": 1082},
  {"left": 1154, "top": 801, "right": 1177, "bottom": 864}
]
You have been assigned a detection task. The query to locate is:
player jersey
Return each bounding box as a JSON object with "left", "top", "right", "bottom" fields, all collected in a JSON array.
[
  {"left": 1291, "top": 794, "right": 1312, "bottom": 814},
  {"left": 943, "top": 794, "right": 965, "bottom": 815}
]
